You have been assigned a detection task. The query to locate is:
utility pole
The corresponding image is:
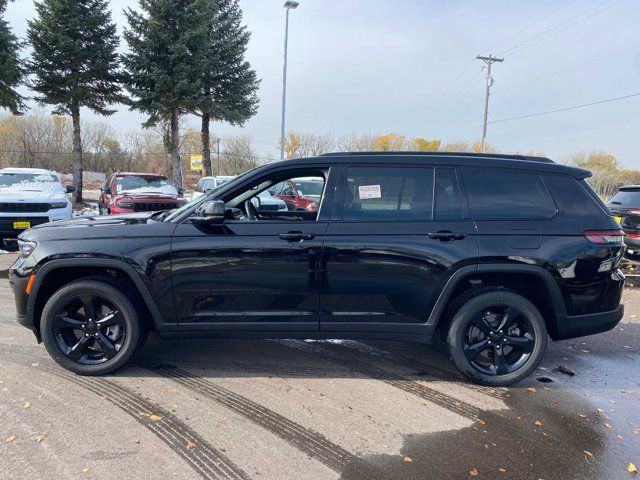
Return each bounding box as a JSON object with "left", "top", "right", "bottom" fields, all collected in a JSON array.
[{"left": 476, "top": 54, "right": 503, "bottom": 153}]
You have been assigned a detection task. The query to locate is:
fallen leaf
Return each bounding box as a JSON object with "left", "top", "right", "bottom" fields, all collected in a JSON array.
[
  {"left": 186, "top": 441, "right": 196, "bottom": 450},
  {"left": 478, "top": 419, "right": 486, "bottom": 425},
  {"left": 81, "top": 467, "right": 90, "bottom": 473},
  {"left": 499, "top": 467, "right": 507, "bottom": 473},
  {"left": 579, "top": 414, "right": 587, "bottom": 418},
  {"left": 604, "top": 423, "right": 612, "bottom": 429},
  {"left": 470, "top": 468, "right": 479, "bottom": 476},
  {"left": 31, "top": 363, "right": 38, "bottom": 367},
  {"left": 35, "top": 433, "right": 48, "bottom": 443},
  {"left": 403, "top": 456, "right": 413, "bottom": 462},
  {"left": 534, "top": 420, "right": 542, "bottom": 426},
  {"left": 527, "top": 387, "right": 536, "bottom": 393},
  {"left": 597, "top": 408, "right": 604, "bottom": 413},
  {"left": 5, "top": 434, "right": 16, "bottom": 443},
  {"left": 149, "top": 415, "right": 161, "bottom": 422},
  {"left": 629, "top": 463, "right": 638, "bottom": 475},
  {"left": 23, "top": 401, "right": 31, "bottom": 409},
  {"left": 634, "top": 428, "right": 640, "bottom": 435},
  {"left": 584, "top": 450, "right": 593, "bottom": 458},
  {"left": 553, "top": 365, "right": 575, "bottom": 376}
]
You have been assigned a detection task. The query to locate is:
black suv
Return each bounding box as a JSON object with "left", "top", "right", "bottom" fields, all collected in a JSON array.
[
  {"left": 606, "top": 185, "right": 640, "bottom": 254},
  {"left": 9, "top": 152, "right": 625, "bottom": 386}
]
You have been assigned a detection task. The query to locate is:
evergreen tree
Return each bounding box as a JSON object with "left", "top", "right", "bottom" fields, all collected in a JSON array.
[
  {"left": 27, "top": 0, "right": 123, "bottom": 202},
  {"left": 197, "top": 0, "right": 259, "bottom": 177},
  {"left": 123, "top": 0, "right": 210, "bottom": 188},
  {"left": 0, "top": 0, "right": 25, "bottom": 114}
]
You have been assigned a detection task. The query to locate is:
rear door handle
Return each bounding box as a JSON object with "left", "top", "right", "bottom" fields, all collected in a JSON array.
[
  {"left": 428, "top": 231, "right": 466, "bottom": 241},
  {"left": 279, "top": 232, "right": 316, "bottom": 242}
]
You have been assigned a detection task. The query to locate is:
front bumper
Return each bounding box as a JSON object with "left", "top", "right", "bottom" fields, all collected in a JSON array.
[
  {"left": 8, "top": 264, "right": 34, "bottom": 334},
  {"left": 552, "top": 304, "right": 624, "bottom": 340}
]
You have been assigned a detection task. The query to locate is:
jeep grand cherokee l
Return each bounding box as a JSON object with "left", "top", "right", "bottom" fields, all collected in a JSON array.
[
  {"left": 9, "top": 152, "right": 625, "bottom": 386},
  {"left": 606, "top": 185, "right": 640, "bottom": 254}
]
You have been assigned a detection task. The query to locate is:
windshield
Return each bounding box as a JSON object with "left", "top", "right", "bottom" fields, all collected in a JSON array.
[
  {"left": 608, "top": 190, "right": 640, "bottom": 207},
  {"left": 117, "top": 176, "right": 177, "bottom": 195},
  {"left": 0, "top": 172, "right": 63, "bottom": 192},
  {"left": 294, "top": 180, "right": 324, "bottom": 197}
]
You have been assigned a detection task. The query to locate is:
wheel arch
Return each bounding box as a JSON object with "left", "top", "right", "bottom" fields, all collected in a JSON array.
[
  {"left": 429, "top": 264, "right": 567, "bottom": 336},
  {"left": 27, "top": 258, "right": 167, "bottom": 338}
]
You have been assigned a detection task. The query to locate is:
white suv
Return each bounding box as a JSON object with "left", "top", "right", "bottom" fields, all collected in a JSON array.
[{"left": 0, "top": 168, "right": 74, "bottom": 247}]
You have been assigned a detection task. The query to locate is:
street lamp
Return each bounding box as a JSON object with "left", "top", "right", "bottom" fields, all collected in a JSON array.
[{"left": 280, "top": 1, "right": 299, "bottom": 160}]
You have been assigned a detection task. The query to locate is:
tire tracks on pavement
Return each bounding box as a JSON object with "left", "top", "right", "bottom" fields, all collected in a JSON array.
[
  {"left": 2, "top": 348, "right": 250, "bottom": 480},
  {"left": 136, "top": 360, "right": 369, "bottom": 475}
]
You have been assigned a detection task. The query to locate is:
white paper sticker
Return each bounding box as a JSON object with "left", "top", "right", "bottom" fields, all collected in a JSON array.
[{"left": 358, "top": 184, "right": 382, "bottom": 199}]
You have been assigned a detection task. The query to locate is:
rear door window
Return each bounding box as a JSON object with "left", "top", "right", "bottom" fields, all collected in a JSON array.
[
  {"left": 463, "top": 169, "right": 557, "bottom": 220},
  {"left": 343, "top": 166, "right": 434, "bottom": 221},
  {"left": 435, "top": 168, "right": 463, "bottom": 220}
]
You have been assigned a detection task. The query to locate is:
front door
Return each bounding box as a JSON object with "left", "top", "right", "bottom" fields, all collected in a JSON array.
[
  {"left": 171, "top": 166, "right": 334, "bottom": 332},
  {"left": 320, "top": 164, "right": 478, "bottom": 334}
]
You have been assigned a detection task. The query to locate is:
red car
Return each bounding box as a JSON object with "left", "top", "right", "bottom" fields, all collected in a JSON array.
[
  {"left": 271, "top": 177, "right": 324, "bottom": 212},
  {"left": 99, "top": 173, "right": 187, "bottom": 215}
]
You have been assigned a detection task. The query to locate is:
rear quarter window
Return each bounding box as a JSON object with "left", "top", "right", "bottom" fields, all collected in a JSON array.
[
  {"left": 544, "top": 174, "right": 609, "bottom": 217},
  {"left": 462, "top": 168, "right": 557, "bottom": 220}
]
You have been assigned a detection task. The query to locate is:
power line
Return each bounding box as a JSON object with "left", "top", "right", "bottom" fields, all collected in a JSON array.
[
  {"left": 498, "top": 0, "right": 616, "bottom": 57},
  {"left": 488, "top": 92, "right": 640, "bottom": 124},
  {"left": 494, "top": 41, "right": 640, "bottom": 94}
]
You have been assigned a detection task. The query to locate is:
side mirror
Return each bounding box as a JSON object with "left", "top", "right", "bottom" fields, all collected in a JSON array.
[
  {"left": 101, "top": 185, "right": 111, "bottom": 194},
  {"left": 178, "top": 187, "right": 185, "bottom": 197},
  {"left": 192, "top": 200, "right": 225, "bottom": 224},
  {"left": 66, "top": 185, "right": 76, "bottom": 193}
]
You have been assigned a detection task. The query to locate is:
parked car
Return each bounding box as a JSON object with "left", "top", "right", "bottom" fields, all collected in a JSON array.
[
  {"left": 271, "top": 177, "right": 324, "bottom": 212},
  {"left": 98, "top": 173, "right": 187, "bottom": 215},
  {"left": 606, "top": 185, "right": 640, "bottom": 255},
  {"left": 10, "top": 152, "right": 625, "bottom": 386},
  {"left": 190, "top": 176, "right": 235, "bottom": 201},
  {"left": 250, "top": 190, "right": 288, "bottom": 213},
  {"left": 0, "top": 167, "right": 74, "bottom": 248}
]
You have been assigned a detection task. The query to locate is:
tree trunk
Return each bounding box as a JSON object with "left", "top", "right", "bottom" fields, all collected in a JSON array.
[
  {"left": 71, "top": 103, "right": 83, "bottom": 204},
  {"left": 201, "top": 112, "right": 212, "bottom": 177},
  {"left": 170, "top": 107, "right": 183, "bottom": 188}
]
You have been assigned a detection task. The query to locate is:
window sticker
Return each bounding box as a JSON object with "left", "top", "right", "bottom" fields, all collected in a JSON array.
[{"left": 358, "top": 184, "right": 382, "bottom": 199}]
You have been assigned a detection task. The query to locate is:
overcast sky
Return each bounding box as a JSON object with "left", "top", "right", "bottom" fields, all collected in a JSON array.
[{"left": 5, "top": 0, "right": 640, "bottom": 166}]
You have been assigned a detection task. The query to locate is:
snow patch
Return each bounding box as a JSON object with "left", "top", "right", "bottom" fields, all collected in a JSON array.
[{"left": 120, "top": 185, "right": 178, "bottom": 196}]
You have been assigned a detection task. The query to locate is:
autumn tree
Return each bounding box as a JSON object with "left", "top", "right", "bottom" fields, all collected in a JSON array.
[
  {"left": 27, "top": 0, "right": 124, "bottom": 202},
  {"left": 0, "top": 0, "right": 25, "bottom": 114}
]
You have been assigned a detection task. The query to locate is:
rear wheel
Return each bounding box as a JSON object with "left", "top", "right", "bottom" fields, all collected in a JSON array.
[
  {"left": 40, "top": 280, "right": 144, "bottom": 375},
  {"left": 446, "top": 291, "right": 547, "bottom": 386}
]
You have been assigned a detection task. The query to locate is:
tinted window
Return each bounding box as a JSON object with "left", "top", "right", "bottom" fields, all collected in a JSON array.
[
  {"left": 343, "top": 167, "right": 433, "bottom": 221},
  {"left": 463, "top": 169, "right": 556, "bottom": 220},
  {"left": 545, "top": 175, "right": 607, "bottom": 216},
  {"left": 435, "top": 168, "right": 462, "bottom": 220},
  {"left": 607, "top": 189, "right": 640, "bottom": 207}
]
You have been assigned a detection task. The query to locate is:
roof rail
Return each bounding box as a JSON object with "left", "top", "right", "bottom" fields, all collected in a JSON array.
[{"left": 320, "top": 151, "right": 554, "bottom": 163}]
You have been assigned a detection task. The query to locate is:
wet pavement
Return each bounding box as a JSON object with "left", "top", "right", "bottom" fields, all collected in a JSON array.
[{"left": 0, "top": 252, "right": 638, "bottom": 479}]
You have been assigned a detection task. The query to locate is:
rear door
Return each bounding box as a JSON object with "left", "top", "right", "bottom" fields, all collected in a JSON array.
[{"left": 320, "top": 164, "right": 478, "bottom": 334}]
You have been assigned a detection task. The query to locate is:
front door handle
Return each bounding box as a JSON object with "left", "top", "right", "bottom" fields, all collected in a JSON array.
[
  {"left": 279, "top": 232, "right": 316, "bottom": 242},
  {"left": 428, "top": 231, "right": 466, "bottom": 241}
]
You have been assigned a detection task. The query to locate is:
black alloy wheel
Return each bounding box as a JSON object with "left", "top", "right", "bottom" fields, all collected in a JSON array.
[
  {"left": 52, "top": 294, "right": 125, "bottom": 365},
  {"left": 41, "top": 280, "right": 145, "bottom": 375},
  {"left": 447, "top": 291, "right": 547, "bottom": 386}
]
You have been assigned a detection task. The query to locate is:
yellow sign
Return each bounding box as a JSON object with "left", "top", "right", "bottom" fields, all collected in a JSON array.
[
  {"left": 13, "top": 221, "right": 31, "bottom": 230},
  {"left": 190, "top": 154, "right": 204, "bottom": 171}
]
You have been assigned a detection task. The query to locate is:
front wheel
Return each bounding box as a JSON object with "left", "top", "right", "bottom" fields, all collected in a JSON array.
[
  {"left": 446, "top": 291, "right": 547, "bottom": 386},
  {"left": 40, "top": 280, "right": 144, "bottom": 375}
]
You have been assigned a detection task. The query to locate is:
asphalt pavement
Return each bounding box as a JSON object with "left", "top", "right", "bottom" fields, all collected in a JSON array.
[{"left": 0, "top": 252, "right": 638, "bottom": 480}]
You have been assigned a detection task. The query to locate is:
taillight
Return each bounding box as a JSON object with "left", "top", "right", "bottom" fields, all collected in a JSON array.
[
  {"left": 628, "top": 210, "right": 640, "bottom": 215},
  {"left": 627, "top": 232, "right": 640, "bottom": 239},
  {"left": 583, "top": 230, "right": 624, "bottom": 244}
]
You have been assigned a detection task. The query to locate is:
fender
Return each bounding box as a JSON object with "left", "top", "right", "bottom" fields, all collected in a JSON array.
[
  {"left": 426, "top": 263, "right": 567, "bottom": 325},
  {"left": 26, "top": 258, "right": 168, "bottom": 332}
]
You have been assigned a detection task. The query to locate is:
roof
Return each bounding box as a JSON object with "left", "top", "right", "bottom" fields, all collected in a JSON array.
[
  {"left": 619, "top": 185, "right": 640, "bottom": 190},
  {"left": 263, "top": 151, "right": 591, "bottom": 179},
  {"left": 114, "top": 172, "right": 168, "bottom": 177},
  {"left": 0, "top": 167, "right": 56, "bottom": 175}
]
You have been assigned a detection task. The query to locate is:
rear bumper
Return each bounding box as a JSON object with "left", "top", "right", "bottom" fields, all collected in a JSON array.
[{"left": 552, "top": 304, "right": 624, "bottom": 340}]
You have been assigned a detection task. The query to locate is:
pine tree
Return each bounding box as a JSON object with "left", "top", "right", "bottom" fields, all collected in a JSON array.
[
  {"left": 197, "top": 0, "right": 259, "bottom": 177},
  {"left": 27, "top": 0, "right": 123, "bottom": 202},
  {"left": 123, "top": 0, "right": 210, "bottom": 188},
  {"left": 0, "top": 0, "right": 25, "bottom": 114}
]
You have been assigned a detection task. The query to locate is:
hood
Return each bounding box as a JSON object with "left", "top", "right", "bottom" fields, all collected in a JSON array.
[
  {"left": 0, "top": 189, "right": 68, "bottom": 202},
  {"left": 115, "top": 192, "right": 181, "bottom": 201}
]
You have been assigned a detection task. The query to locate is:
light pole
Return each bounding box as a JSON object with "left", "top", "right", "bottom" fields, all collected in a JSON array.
[
  {"left": 476, "top": 54, "right": 503, "bottom": 153},
  {"left": 280, "top": 1, "right": 299, "bottom": 160}
]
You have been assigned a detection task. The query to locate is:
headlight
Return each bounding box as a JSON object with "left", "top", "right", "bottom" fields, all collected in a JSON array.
[
  {"left": 18, "top": 239, "right": 37, "bottom": 258},
  {"left": 49, "top": 202, "right": 68, "bottom": 209},
  {"left": 116, "top": 202, "right": 135, "bottom": 209},
  {"left": 308, "top": 202, "right": 318, "bottom": 211}
]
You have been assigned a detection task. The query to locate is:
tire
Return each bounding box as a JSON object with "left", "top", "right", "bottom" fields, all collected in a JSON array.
[
  {"left": 446, "top": 291, "right": 547, "bottom": 386},
  {"left": 40, "top": 279, "right": 145, "bottom": 375}
]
